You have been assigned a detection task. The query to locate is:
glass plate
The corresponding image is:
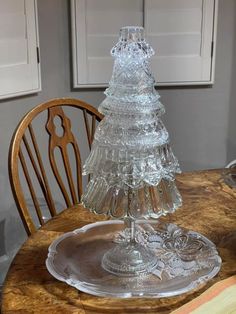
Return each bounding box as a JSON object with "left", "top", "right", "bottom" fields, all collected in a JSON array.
[
  {"left": 222, "top": 166, "right": 236, "bottom": 188},
  {"left": 46, "top": 220, "right": 221, "bottom": 298}
]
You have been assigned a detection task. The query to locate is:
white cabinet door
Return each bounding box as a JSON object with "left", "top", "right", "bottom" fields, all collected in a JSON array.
[
  {"left": 0, "top": 0, "right": 41, "bottom": 100},
  {"left": 71, "top": 0, "right": 218, "bottom": 87}
]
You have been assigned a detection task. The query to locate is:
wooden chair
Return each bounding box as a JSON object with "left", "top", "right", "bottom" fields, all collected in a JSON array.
[{"left": 9, "top": 98, "right": 103, "bottom": 236}]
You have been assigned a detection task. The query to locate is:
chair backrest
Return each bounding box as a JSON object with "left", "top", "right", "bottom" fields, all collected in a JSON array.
[{"left": 9, "top": 98, "right": 103, "bottom": 236}]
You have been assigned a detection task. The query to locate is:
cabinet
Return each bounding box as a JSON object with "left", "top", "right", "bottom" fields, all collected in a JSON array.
[
  {"left": 0, "top": 0, "right": 41, "bottom": 100},
  {"left": 71, "top": 0, "right": 218, "bottom": 87}
]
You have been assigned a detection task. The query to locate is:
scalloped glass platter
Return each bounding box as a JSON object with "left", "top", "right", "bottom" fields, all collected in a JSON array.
[{"left": 46, "top": 220, "right": 221, "bottom": 298}]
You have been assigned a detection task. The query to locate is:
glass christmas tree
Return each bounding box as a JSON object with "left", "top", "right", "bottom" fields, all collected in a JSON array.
[
  {"left": 46, "top": 26, "right": 221, "bottom": 298},
  {"left": 82, "top": 26, "right": 182, "bottom": 277}
]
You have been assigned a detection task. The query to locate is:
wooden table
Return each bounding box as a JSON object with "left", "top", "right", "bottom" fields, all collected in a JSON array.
[{"left": 2, "top": 169, "right": 236, "bottom": 314}]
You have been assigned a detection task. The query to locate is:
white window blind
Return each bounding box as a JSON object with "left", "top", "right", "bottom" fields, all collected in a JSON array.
[
  {"left": 71, "top": 0, "right": 218, "bottom": 87},
  {"left": 145, "top": 0, "right": 216, "bottom": 84},
  {"left": 71, "top": 0, "right": 143, "bottom": 86},
  {"left": 0, "top": 0, "right": 41, "bottom": 100}
]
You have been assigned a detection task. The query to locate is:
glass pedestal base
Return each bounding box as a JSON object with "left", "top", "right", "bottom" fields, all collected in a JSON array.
[
  {"left": 46, "top": 220, "right": 221, "bottom": 298},
  {"left": 102, "top": 242, "right": 158, "bottom": 276}
]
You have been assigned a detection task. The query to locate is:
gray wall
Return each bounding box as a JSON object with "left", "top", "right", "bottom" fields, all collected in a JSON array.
[
  {"left": 0, "top": 0, "right": 236, "bottom": 282},
  {"left": 226, "top": 1, "right": 236, "bottom": 161},
  {"left": 162, "top": 1, "right": 236, "bottom": 170}
]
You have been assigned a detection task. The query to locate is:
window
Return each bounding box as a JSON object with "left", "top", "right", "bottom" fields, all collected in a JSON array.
[
  {"left": 71, "top": 0, "right": 218, "bottom": 87},
  {"left": 0, "top": 0, "right": 41, "bottom": 100}
]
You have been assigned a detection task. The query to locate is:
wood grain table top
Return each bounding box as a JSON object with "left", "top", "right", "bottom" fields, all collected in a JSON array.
[{"left": 2, "top": 169, "right": 236, "bottom": 314}]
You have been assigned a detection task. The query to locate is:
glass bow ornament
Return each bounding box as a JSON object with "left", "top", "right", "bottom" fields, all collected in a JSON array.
[{"left": 82, "top": 26, "right": 182, "bottom": 277}]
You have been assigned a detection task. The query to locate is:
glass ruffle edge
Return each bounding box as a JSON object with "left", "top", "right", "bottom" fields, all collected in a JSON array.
[
  {"left": 94, "top": 118, "right": 169, "bottom": 148},
  {"left": 83, "top": 143, "right": 181, "bottom": 189},
  {"left": 81, "top": 178, "right": 182, "bottom": 219},
  {"left": 99, "top": 96, "right": 165, "bottom": 116}
]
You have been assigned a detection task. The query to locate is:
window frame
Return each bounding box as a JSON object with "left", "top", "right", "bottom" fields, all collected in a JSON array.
[{"left": 71, "top": 0, "right": 218, "bottom": 87}]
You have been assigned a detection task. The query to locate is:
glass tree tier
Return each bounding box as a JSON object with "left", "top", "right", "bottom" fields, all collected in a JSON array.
[{"left": 81, "top": 26, "right": 182, "bottom": 277}]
